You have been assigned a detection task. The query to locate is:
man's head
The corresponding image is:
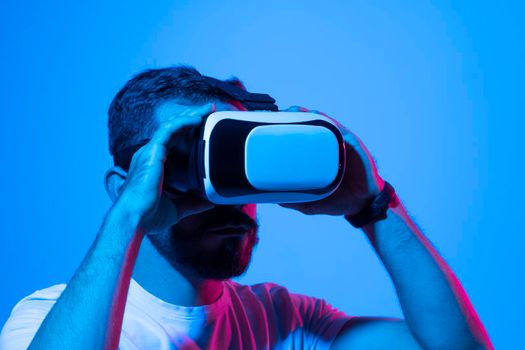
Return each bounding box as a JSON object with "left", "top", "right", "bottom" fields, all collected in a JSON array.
[{"left": 106, "top": 65, "right": 259, "bottom": 281}]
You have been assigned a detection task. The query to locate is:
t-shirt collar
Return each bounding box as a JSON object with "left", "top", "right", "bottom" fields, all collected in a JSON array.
[{"left": 129, "top": 278, "right": 229, "bottom": 320}]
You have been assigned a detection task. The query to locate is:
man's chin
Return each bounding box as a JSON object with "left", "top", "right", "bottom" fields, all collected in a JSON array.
[
  {"left": 148, "top": 229, "right": 258, "bottom": 281},
  {"left": 180, "top": 235, "right": 256, "bottom": 280}
]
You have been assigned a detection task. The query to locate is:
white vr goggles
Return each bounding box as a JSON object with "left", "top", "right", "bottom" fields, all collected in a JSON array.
[{"left": 113, "top": 77, "right": 346, "bottom": 204}]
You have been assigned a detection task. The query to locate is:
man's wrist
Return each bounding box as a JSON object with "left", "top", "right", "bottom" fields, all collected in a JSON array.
[
  {"left": 105, "top": 197, "right": 146, "bottom": 240},
  {"left": 343, "top": 178, "right": 387, "bottom": 217},
  {"left": 360, "top": 193, "right": 401, "bottom": 231},
  {"left": 344, "top": 181, "right": 396, "bottom": 228}
]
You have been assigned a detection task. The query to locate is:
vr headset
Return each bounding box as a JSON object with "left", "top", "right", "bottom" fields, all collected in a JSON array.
[{"left": 113, "top": 77, "right": 346, "bottom": 204}]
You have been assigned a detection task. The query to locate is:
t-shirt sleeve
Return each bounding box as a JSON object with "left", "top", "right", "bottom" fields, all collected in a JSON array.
[
  {"left": 290, "top": 293, "right": 354, "bottom": 350},
  {"left": 0, "top": 284, "right": 64, "bottom": 350}
]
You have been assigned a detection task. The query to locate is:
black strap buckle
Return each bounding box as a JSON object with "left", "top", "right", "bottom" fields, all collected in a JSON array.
[{"left": 202, "top": 76, "right": 278, "bottom": 111}]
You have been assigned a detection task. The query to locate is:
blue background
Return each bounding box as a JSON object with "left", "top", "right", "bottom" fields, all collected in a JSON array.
[{"left": 1, "top": 1, "right": 523, "bottom": 348}]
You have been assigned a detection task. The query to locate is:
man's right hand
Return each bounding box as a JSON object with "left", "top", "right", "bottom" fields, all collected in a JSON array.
[
  {"left": 115, "top": 103, "right": 216, "bottom": 232},
  {"left": 21, "top": 106, "right": 217, "bottom": 350}
]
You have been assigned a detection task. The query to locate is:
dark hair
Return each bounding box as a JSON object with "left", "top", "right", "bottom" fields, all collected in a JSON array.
[{"left": 107, "top": 65, "right": 246, "bottom": 157}]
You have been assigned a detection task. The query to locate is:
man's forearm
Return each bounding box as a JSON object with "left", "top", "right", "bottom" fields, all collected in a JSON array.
[
  {"left": 360, "top": 194, "right": 493, "bottom": 350},
  {"left": 29, "top": 199, "right": 144, "bottom": 350}
]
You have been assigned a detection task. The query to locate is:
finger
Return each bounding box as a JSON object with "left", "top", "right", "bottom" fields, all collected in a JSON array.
[
  {"left": 309, "top": 110, "right": 330, "bottom": 118},
  {"left": 151, "top": 103, "right": 214, "bottom": 147},
  {"left": 281, "top": 106, "right": 300, "bottom": 112},
  {"left": 151, "top": 117, "right": 201, "bottom": 148},
  {"left": 279, "top": 203, "right": 318, "bottom": 215},
  {"left": 282, "top": 105, "right": 310, "bottom": 112},
  {"left": 164, "top": 102, "right": 216, "bottom": 121},
  {"left": 278, "top": 202, "right": 308, "bottom": 211},
  {"left": 156, "top": 103, "right": 213, "bottom": 145}
]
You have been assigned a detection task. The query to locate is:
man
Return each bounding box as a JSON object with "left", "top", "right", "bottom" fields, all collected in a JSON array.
[{"left": 1, "top": 66, "right": 492, "bottom": 349}]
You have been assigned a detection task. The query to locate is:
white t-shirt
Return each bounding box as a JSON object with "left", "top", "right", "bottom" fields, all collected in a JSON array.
[{"left": 1, "top": 279, "right": 353, "bottom": 349}]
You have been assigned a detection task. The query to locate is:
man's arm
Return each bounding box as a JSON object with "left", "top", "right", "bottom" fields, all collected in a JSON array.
[
  {"left": 331, "top": 194, "right": 493, "bottom": 350},
  {"left": 27, "top": 202, "right": 143, "bottom": 350},
  {"left": 22, "top": 104, "right": 214, "bottom": 350},
  {"left": 277, "top": 106, "right": 492, "bottom": 349}
]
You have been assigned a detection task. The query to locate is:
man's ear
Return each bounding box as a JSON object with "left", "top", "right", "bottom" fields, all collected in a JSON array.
[{"left": 104, "top": 166, "right": 127, "bottom": 203}]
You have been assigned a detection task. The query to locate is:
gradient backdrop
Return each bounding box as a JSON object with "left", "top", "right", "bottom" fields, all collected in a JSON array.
[{"left": 1, "top": 1, "right": 523, "bottom": 348}]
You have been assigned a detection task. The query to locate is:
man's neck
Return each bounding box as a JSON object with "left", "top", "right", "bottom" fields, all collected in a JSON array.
[{"left": 132, "top": 237, "right": 224, "bottom": 306}]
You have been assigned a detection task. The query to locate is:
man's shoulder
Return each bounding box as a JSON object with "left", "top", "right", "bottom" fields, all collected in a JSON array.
[
  {"left": 10, "top": 283, "right": 66, "bottom": 311},
  {"left": 225, "top": 280, "right": 354, "bottom": 349},
  {"left": 27, "top": 283, "right": 66, "bottom": 298},
  {"left": 1, "top": 283, "right": 67, "bottom": 349}
]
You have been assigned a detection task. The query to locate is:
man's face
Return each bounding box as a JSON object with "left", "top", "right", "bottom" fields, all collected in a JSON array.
[{"left": 146, "top": 100, "right": 260, "bottom": 281}]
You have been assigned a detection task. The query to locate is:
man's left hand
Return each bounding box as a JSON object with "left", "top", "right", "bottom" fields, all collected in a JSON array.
[{"left": 278, "top": 106, "right": 385, "bottom": 217}]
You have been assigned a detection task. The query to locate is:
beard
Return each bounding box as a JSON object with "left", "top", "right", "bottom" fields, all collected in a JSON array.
[{"left": 147, "top": 205, "right": 259, "bottom": 280}]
